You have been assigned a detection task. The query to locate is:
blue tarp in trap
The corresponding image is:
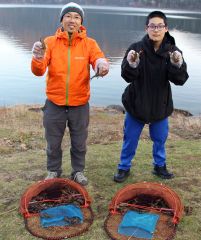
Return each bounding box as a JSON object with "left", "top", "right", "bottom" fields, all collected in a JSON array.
[
  {"left": 118, "top": 210, "right": 159, "bottom": 239},
  {"left": 40, "top": 204, "right": 83, "bottom": 228}
]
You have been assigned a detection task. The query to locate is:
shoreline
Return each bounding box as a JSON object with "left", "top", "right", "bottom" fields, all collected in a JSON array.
[
  {"left": 1, "top": 103, "right": 199, "bottom": 118},
  {"left": 0, "top": 104, "right": 200, "bottom": 151}
]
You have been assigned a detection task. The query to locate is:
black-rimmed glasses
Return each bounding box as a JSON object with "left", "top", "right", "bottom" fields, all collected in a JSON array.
[{"left": 147, "top": 24, "right": 166, "bottom": 31}]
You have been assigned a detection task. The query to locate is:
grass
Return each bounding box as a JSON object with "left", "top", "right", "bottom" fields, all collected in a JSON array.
[{"left": 0, "top": 105, "right": 201, "bottom": 240}]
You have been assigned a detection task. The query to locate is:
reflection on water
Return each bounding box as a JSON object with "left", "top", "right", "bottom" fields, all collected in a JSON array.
[{"left": 0, "top": 5, "right": 201, "bottom": 115}]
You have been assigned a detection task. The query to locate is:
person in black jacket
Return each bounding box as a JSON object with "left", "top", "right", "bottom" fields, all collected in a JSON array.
[{"left": 114, "top": 11, "right": 189, "bottom": 183}]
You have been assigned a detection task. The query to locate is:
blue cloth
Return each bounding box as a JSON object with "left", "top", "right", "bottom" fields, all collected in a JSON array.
[
  {"left": 119, "top": 112, "right": 168, "bottom": 170},
  {"left": 40, "top": 204, "right": 83, "bottom": 228},
  {"left": 118, "top": 210, "right": 159, "bottom": 239}
]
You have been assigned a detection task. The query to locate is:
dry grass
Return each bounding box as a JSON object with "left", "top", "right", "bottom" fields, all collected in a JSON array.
[
  {"left": 170, "top": 109, "right": 201, "bottom": 139},
  {"left": 0, "top": 105, "right": 201, "bottom": 240}
]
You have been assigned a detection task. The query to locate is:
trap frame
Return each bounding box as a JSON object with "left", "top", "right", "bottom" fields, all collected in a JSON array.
[
  {"left": 104, "top": 182, "right": 184, "bottom": 240},
  {"left": 20, "top": 178, "right": 94, "bottom": 239}
]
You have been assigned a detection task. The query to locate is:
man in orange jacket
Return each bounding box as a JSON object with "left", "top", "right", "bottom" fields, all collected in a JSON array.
[{"left": 31, "top": 2, "right": 109, "bottom": 185}]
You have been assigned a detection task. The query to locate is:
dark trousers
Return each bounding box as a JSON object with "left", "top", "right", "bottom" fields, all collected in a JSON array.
[
  {"left": 42, "top": 99, "right": 89, "bottom": 175},
  {"left": 118, "top": 112, "right": 169, "bottom": 170}
]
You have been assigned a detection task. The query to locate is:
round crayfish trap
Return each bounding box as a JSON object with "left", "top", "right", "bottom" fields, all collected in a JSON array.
[
  {"left": 104, "top": 182, "right": 183, "bottom": 240},
  {"left": 20, "top": 178, "right": 94, "bottom": 239}
]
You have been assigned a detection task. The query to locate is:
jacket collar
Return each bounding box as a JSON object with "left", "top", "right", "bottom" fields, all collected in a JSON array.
[
  {"left": 55, "top": 25, "right": 87, "bottom": 42},
  {"left": 142, "top": 32, "right": 176, "bottom": 57}
]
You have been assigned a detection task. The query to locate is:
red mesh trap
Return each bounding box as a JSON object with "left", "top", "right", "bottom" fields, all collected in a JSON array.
[
  {"left": 104, "top": 182, "right": 184, "bottom": 240},
  {"left": 20, "top": 178, "right": 93, "bottom": 239}
]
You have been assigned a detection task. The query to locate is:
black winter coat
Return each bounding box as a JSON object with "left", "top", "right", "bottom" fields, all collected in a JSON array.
[{"left": 121, "top": 33, "right": 189, "bottom": 123}]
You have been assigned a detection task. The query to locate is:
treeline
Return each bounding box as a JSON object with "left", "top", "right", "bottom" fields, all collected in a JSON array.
[{"left": 2, "top": 0, "right": 201, "bottom": 11}]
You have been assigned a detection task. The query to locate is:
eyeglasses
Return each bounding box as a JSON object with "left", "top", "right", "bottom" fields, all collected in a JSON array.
[
  {"left": 63, "top": 14, "right": 82, "bottom": 21},
  {"left": 147, "top": 24, "right": 166, "bottom": 31}
]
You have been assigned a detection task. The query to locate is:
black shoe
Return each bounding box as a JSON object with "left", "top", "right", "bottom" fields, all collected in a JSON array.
[
  {"left": 152, "top": 164, "right": 174, "bottom": 179},
  {"left": 114, "top": 169, "right": 130, "bottom": 183}
]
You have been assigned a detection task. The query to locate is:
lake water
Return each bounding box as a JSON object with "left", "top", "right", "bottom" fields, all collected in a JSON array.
[{"left": 0, "top": 4, "right": 201, "bottom": 115}]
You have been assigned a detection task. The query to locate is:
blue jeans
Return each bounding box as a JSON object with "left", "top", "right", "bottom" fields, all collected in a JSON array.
[{"left": 118, "top": 112, "right": 169, "bottom": 170}]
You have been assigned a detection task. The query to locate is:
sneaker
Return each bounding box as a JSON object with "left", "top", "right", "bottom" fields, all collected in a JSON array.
[
  {"left": 45, "top": 171, "right": 59, "bottom": 180},
  {"left": 152, "top": 164, "right": 174, "bottom": 179},
  {"left": 72, "top": 172, "right": 88, "bottom": 186},
  {"left": 114, "top": 169, "right": 130, "bottom": 183}
]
